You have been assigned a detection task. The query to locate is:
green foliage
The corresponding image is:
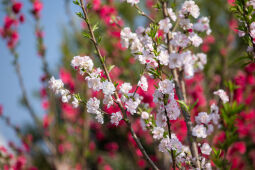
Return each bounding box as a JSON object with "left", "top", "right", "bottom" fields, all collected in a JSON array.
[
  {"left": 76, "top": 12, "right": 84, "bottom": 19},
  {"left": 230, "top": 0, "right": 255, "bottom": 64},
  {"left": 212, "top": 102, "right": 245, "bottom": 169},
  {"left": 72, "top": 0, "right": 80, "bottom": 6}
]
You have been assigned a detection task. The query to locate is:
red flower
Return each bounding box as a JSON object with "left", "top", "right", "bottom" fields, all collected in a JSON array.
[
  {"left": 19, "top": 14, "right": 25, "bottom": 23},
  {"left": 228, "top": 0, "right": 235, "bottom": 6},
  {"left": 0, "top": 104, "right": 3, "bottom": 116},
  {"left": 137, "top": 159, "right": 146, "bottom": 168},
  {"left": 103, "top": 164, "right": 112, "bottom": 170},
  {"left": 41, "top": 100, "right": 49, "bottom": 110},
  {"left": 228, "top": 141, "right": 246, "bottom": 156},
  {"left": 4, "top": 16, "right": 17, "bottom": 30},
  {"left": 43, "top": 114, "right": 51, "bottom": 128},
  {"left": 33, "top": 0, "right": 43, "bottom": 16},
  {"left": 213, "top": 131, "right": 226, "bottom": 145},
  {"left": 12, "top": 2, "right": 23, "bottom": 14}
]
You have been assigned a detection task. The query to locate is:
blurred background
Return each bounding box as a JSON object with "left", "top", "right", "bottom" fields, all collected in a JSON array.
[
  {"left": 0, "top": 0, "right": 254, "bottom": 169},
  {"left": 0, "top": 0, "right": 74, "bottom": 145}
]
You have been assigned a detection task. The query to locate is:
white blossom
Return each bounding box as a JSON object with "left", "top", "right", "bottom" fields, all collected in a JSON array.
[
  {"left": 166, "top": 97, "right": 181, "bottom": 120},
  {"left": 195, "top": 112, "right": 211, "bottom": 124},
  {"left": 159, "top": 18, "right": 172, "bottom": 33},
  {"left": 192, "top": 124, "right": 207, "bottom": 138},
  {"left": 87, "top": 97, "right": 100, "bottom": 114},
  {"left": 71, "top": 56, "right": 94, "bottom": 72},
  {"left": 158, "top": 79, "right": 175, "bottom": 95},
  {"left": 159, "top": 137, "right": 170, "bottom": 152},
  {"left": 48, "top": 77, "right": 64, "bottom": 94},
  {"left": 111, "top": 112, "right": 123, "bottom": 126},
  {"left": 103, "top": 95, "right": 114, "bottom": 108},
  {"left": 238, "top": 30, "right": 245, "bottom": 37},
  {"left": 205, "top": 163, "right": 212, "bottom": 170},
  {"left": 61, "top": 90, "right": 71, "bottom": 103},
  {"left": 95, "top": 112, "right": 104, "bottom": 124},
  {"left": 123, "top": 0, "right": 139, "bottom": 5},
  {"left": 195, "top": 53, "right": 207, "bottom": 70},
  {"left": 213, "top": 89, "right": 229, "bottom": 103},
  {"left": 170, "top": 32, "right": 190, "bottom": 48},
  {"left": 72, "top": 96, "right": 79, "bottom": 108},
  {"left": 102, "top": 81, "right": 115, "bottom": 96},
  {"left": 189, "top": 33, "right": 203, "bottom": 47},
  {"left": 138, "top": 76, "right": 148, "bottom": 91},
  {"left": 159, "top": 134, "right": 183, "bottom": 153},
  {"left": 120, "top": 82, "right": 132, "bottom": 94},
  {"left": 167, "top": 8, "right": 177, "bottom": 21},
  {"left": 179, "top": 18, "right": 193, "bottom": 30},
  {"left": 193, "top": 17, "right": 211, "bottom": 34},
  {"left": 152, "top": 127, "right": 164, "bottom": 140},
  {"left": 169, "top": 52, "right": 183, "bottom": 69},
  {"left": 158, "top": 50, "right": 169, "bottom": 66},
  {"left": 125, "top": 98, "right": 140, "bottom": 115},
  {"left": 200, "top": 143, "right": 212, "bottom": 155},
  {"left": 180, "top": 0, "right": 200, "bottom": 19},
  {"left": 86, "top": 77, "right": 102, "bottom": 91},
  {"left": 141, "top": 111, "right": 149, "bottom": 119},
  {"left": 156, "top": 112, "right": 167, "bottom": 128}
]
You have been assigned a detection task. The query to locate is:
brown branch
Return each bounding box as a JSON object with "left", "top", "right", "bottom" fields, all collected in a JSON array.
[
  {"left": 79, "top": 1, "right": 159, "bottom": 169},
  {"left": 159, "top": 1, "right": 200, "bottom": 168}
]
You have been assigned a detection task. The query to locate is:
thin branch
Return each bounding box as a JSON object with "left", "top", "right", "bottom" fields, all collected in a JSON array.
[
  {"left": 159, "top": 0, "right": 200, "bottom": 168},
  {"left": 134, "top": 4, "right": 156, "bottom": 23},
  {"left": 78, "top": 1, "right": 159, "bottom": 169},
  {"left": 13, "top": 56, "right": 40, "bottom": 124}
]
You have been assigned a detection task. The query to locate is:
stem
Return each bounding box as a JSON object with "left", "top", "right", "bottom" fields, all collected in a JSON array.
[
  {"left": 163, "top": 99, "right": 176, "bottom": 170},
  {"left": 134, "top": 4, "right": 156, "bottom": 23},
  {"left": 79, "top": 1, "right": 159, "bottom": 169},
  {"left": 13, "top": 56, "right": 40, "bottom": 124},
  {"left": 159, "top": 1, "right": 200, "bottom": 168}
]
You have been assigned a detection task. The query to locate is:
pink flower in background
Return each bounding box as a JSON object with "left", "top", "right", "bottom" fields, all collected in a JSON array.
[
  {"left": 12, "top": 2, "right": 23, "bottom": 14},
  {"left": 0, "top": 104, "right": 3, "bottom": 116},
  {"left": 33, "top": 0, "right": 43, "bottom": 16},
  {"left": 228, "top": 0, "right": 235, "bottom": 6}
]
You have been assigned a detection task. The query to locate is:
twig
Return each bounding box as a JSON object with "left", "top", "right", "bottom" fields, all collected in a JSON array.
[
  {"left": 134, "top": 4, "right": 156, "bottom": 23},
  {"left": 78, "top": 1, "right": 159, "bottom": 169}
]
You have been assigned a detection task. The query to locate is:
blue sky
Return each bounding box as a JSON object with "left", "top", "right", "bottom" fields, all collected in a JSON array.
[{"left": 0, "top": 0, "right": 79, "bottom": 146}]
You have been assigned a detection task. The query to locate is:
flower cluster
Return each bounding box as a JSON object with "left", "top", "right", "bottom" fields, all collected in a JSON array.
[
  {"left": 48, "top": 77, "right": 79, "bottom": 108},
  {"left": 0, "top": 1, "right": 24, "bottom": 49},
  {"left": 121, "top": 2, "right": 210, "bottom": 79}
]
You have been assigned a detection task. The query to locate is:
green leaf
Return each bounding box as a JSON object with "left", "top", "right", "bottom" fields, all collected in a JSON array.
[
  {"left": 82, "top": 32, "right": 91, "bottom": 39},
  {"left": 189, "top": 99, "right": 198, "bottom": 111},
  {"left": 92, "top": 23, "right": 99, "bottom": 32},
  {"left": 76, "top": 12, "right": 84, "bottom": 19},
  {"left": 72, "top": 0, "right": 80, "bottom": 6},
  {"left": 114, "top": 82, "right": 119, "bottom": 88},
  {"left": 86, "top": 3, "right": 92, "bottom": 9},
  {"left": 176, "top": 100, "right": 189, "bottom": 111},
  {"left": 97, "top": 36, "right": 102, "bottom": 44},
  {"left": 108, "top": 65, "right": 115, "bottom": 73}
]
